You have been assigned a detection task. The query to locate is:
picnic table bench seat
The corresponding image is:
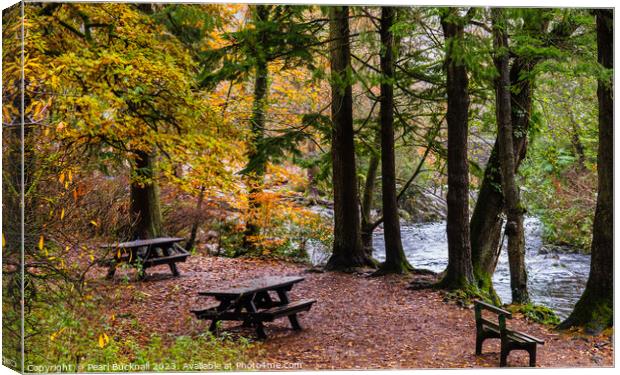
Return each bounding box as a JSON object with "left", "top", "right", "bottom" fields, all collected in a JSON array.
[
  {"left": 255, "top": 299, "right": 315, "bottom": 321},
  {"left": 191, "top": 299, "right": 315, "bottom": 321},
  {"left": 474, "top": 300, "right": 544, "bottom": 367}
]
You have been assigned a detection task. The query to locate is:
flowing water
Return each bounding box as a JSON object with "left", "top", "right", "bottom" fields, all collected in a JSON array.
[{"left": 310, "top": 217, "right": 591, "bottom": 319}]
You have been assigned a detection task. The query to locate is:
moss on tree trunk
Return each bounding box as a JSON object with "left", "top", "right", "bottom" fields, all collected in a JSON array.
[
  {"left": 558, "top": 9, "right": 613, "bottom": 335},
  {"left": 436, "top": 9, "right": 476, "bottom": 289},
  {"left": 130, "top": 150, "right": 163, "bottom": 239},
  {"left": 242, "top": 6, "right": 270, "bottom": 253}
]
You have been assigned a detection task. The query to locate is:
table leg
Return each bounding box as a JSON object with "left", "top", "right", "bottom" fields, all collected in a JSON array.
[
  {"left": 288, "top": 313, "right": 302, "bottom": 330},
  {"left": 136, "top": 247, "right": 148, "bottom": 280},
  {"left": 276, "top": 289, "right": 290, "bottom": 304},
  {"left": 209, "top": 299, "right": 232, "bottom": 333},
  {"left": 255, "top": 291, "right": 274, "bottom": 309},
  {"left": 106, "top": 261, "right": 117, "bottom": 280},
  {"left": 276, "top": 288, "right": 303, "bottom": 331},
  {"left": 209, "top": 320, "right": 218, "bottom": 332},
  {"left": 136, "top": 267, "right": 146, "bottom": 280},
  {"left": 161, "top": 245, "right": 180, "bottom": 276},
  {"left": 244, "top": 297, "right": 267, "bottom": 339}
]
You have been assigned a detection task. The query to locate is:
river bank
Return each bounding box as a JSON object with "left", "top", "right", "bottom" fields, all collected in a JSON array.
[
  {"left": 306, "top": 192, "right": 589, "bottom": 319},
  {"left": 369, "top": 217, "right": 590, "bottom": 319},
  {"left": 90, "top": 255, "right": 612, "bottom": 369}
]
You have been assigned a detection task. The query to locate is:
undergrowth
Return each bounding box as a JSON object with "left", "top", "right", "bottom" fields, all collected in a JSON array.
[
  {"left": 506, "top": 303, "right": 561, "bottom": 326},
  {"left": 23, "top": 284, "right": 254, "bottom": 373},
  {"left": 441, "top": 285, "right": 488, "bottom": 307},
  {"left": 441, "top": 287, "right": 561, "bottom": 326}
]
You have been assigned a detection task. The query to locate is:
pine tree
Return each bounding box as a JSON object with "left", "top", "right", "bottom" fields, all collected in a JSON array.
[
  {"left": 325, "top": 6, "right": 375, "bottom": 270},
  {"left": 375, "top": 6, "right": 413, "bottom": 274},
  {"left": 437, "top": 8, "right": 476, "bottom": 289}
]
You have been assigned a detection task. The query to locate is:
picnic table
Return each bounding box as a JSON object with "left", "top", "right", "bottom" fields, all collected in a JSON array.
[
  {"left": 101, "top": 237, "right": 190, "bottom": 279},
  {"left": 191, "top": 275, "right": 315, "bottom": 339}
]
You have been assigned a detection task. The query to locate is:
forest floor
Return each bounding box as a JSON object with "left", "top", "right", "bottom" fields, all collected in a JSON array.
[{"left": 90, "top": 255, "right": 614, "bottom": 369}]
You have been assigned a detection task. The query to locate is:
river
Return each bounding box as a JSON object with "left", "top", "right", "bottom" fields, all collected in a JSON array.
[{"left": 310, "top": 217, "right": 591, "bottom": 319}]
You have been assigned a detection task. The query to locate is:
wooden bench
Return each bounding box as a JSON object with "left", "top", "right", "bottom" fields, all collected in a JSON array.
[{"left": 474, "top": 300, "right": 544, "bottom": 367}]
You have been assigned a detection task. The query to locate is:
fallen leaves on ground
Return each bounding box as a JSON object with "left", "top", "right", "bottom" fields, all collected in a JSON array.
[{"left": 89, "top": 255, "right": 613, "bottom": 369}]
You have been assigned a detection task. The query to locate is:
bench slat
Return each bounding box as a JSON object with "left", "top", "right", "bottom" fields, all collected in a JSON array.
[
  {"left": 192, "top": 309, "right": 253, "bottom": 321},
  {"left": 480, "top": 318, "right": 500, "bottom": 331},
  {"left": 508, "top": 329, "right": 545, "bottom": 344},
  {"left": 142, "top": 253, "right": 189, "bottom": 267},
  {"left": 474, "top": 300, "right": 512, "bottom": 318},
  {"left": 190, "top": 304, "right": 221, "bottom": 315},
  {"left": 256, "top": 299, "right": 315, "bottom": 321}
]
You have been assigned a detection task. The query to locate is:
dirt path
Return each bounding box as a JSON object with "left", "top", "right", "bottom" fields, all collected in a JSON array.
[{"left": 91, "top": 255, "right": 613, "bottom": 369}]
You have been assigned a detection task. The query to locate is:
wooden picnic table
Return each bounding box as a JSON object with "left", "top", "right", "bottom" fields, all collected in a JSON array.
[
  {"left": 101, "top": 237, "right": 190, "bottom": 279},
  {"left": 191, "top": 275, "right": 315, "bottom": 339}
]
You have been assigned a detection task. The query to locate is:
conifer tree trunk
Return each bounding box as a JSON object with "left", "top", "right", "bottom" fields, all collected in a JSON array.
[
  {"left": 325, "top": 5, "right": 374, "bottom": 270},
  {"left": 376, "top": 6, "right": 412, "bottom": 274},
  {"left": 471, "top": 14, "right": 577, "bottom": 300},
  {"left": 492, "top": 8, "right": 529, "bottom": 304},
  {"left": 130, "top": 150, "right": 163, "bottom": 239},
  {"left": 558, "top": 9, "right": 613, "bottom": 334},
  {"left": 361, "top": 150, "right": 379, "bottom": 256},
  {"left": 438, "top": 10, "right": 475, "bottom": 288},
  {"left": 242, "top": 5, "right": 270, "bottom": 252},
  {"left": 470, "top": 59, "right": 533, "bottom": 300}
]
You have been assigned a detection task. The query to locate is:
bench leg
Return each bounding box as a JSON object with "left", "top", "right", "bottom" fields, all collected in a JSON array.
[
  {"left": 475, "top": 336, "right": 483, "bottom": 355},
  {"left": 255, "top": 322, "right": 267, "bottom": 340},
  {"left": 500, "top": 346, "right": 508, "bottom": 367},
  {"left": 529, "top": 346, "right": 537, "bottom": 367},
  {"left": 288, "top": 314, "right": 302, "bottom": 331}
]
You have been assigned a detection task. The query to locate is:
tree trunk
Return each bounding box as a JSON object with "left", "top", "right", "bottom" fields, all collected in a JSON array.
[
  {"left": 558, "top": 9, "right": 613, "bottom": 334},
  {"left": 361, "top": 150, "right": 379, "bottom": 256},
  {"left": 492, "top": 8, "right": 529, "bottom": 304},
  {"left": 185, "top": 185, "right": 206, "bottom": 251},
  {"left": 568, "top": 113, "right": 587, "bottom": 171},
  {"left": 242, "top": 4, "right": 270, "bottom": 253},
  {"left": 130, "top": 150, "right": 163, "bottom": 239},
  {"left": 325, "top": 6, "right": 374, "bottom": 270},
  {"left": 470, "top": 58, "right": 531, "bottom": 299},
  {"left": 376, "top": 6, "right": 412, "bottom": 275},
  {"left": 437, "top": 10, "right": 475, "bottom": 288},
  {"left": 470, "top": 14, "right": 578, "bottom": 301}
]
